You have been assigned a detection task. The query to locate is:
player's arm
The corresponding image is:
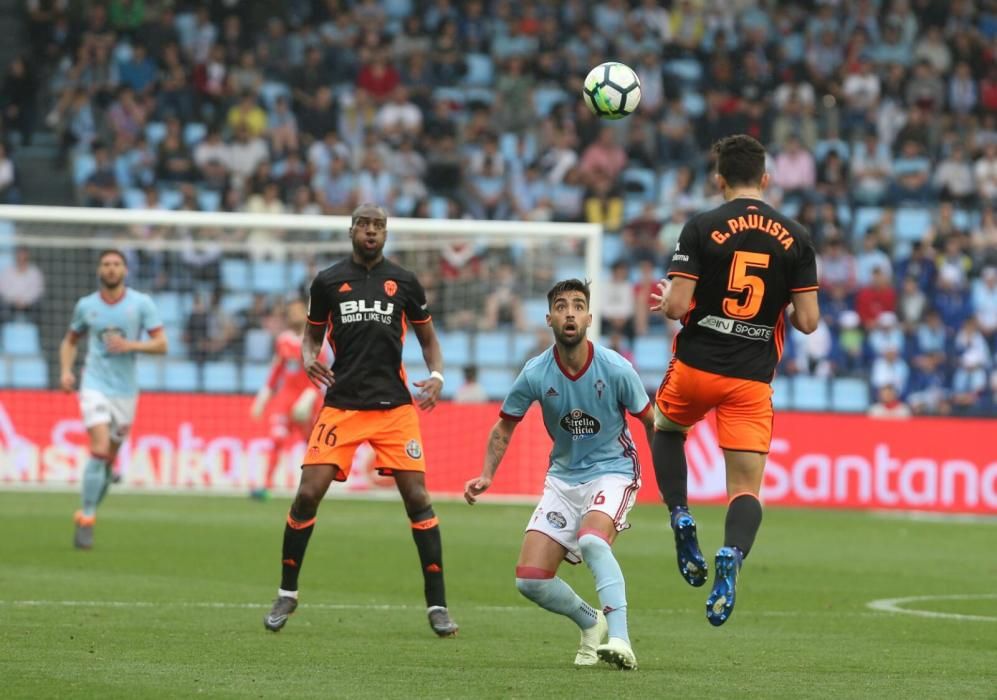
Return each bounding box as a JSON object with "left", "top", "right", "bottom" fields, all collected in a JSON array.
[
  {"left": 411, "top": 319, "right": 443, "bottom": 411},
  {"left": 789, "top": 290, "right": 820, "bottom": 334},
  {"left": 463, "top": 417, "right": 519, "bottom": 505},
  {"left": 59, "top": 330, "right": 80, "bottom": 393},
  {"left": 251, "top": 356, "right": 286, "bottom": 419},
  {"left": 302, "top": 321, "right": 334, "bottom": 387},
  {"left": 107, "top": 328, "right": 168, "bottom": 355},
  {"left": 652, "top": 276, "right": 697, "bottom": 320}
]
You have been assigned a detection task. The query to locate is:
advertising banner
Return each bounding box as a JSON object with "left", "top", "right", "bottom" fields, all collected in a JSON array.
[{"left": 1, "top": 391, "right": 994, "bottom": 514}]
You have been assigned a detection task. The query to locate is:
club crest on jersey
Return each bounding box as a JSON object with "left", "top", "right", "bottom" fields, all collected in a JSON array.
[
  {"left": 546, "top": 511, "right": 567, "bottom": 529},
  {"left": 594, "top": 379, "right": 606, "bottom": 398},
  {"left": 405, "top": 439, "right": 422, "bottom": 459},
  {"left": 559, "top": 409, "right": 601, "bottom": 441},
  {"left": 384, "top": 280, "right": 397, "bottom": 297},
  {"left": 339, "top": 299, "right": 395, "bottom": 324}
]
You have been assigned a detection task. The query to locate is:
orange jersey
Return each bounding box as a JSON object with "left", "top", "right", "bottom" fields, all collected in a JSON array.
[{"left": 266, "top": 330, "right": 330, "bottom": 396}]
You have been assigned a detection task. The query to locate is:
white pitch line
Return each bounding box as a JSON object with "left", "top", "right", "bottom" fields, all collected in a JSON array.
[
  {"left": 866, "top": 594, "right": 997, "bottom": 622},
  {"left": 0, "top": 599, "right": 882, "bottom": 618}
]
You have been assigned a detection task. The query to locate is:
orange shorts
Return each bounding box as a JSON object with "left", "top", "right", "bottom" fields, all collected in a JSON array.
[
  {"left": 303, "top": 404, "right": 426, "bottom": 481},
  {"left": 655, "top": 359, "right": 774, "bottom": 453}
]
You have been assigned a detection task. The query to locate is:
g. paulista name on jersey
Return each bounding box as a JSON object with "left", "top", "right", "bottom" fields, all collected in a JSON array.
[{"left": 339, "top": 299, "right": 395, "bottom": 324}]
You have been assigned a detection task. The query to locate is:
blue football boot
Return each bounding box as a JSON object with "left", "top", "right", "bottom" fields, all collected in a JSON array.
[
  {"left": 706, "top": 546, "right": 743, "bottom": 627},
  {"left": 671, "top": 507, "right": 707, "bottom": 587}
]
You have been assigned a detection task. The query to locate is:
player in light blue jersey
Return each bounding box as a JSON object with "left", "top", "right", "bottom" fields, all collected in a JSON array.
[
  {"left": 59, "top": 249, "right": 167, "bottom": 549},
  {"left": 464, "top": 279, "right": 654, "bottom": 670}
]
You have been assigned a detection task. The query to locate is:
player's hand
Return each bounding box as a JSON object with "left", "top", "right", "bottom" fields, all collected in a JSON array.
[
  {"left": 649, "top": 278, "right": 671, "bottom": 313},
  {"left": 60, "top": 371, "right": 76, "bottom": 393},
  {"left": 305, "top": 359, "right": 334, "bottom": 388},
  {"left": 105, "top": 336, "right": 133, "bottom": 354},
  {"left": 463, "top": 475, "right": 492, "bottom": 505},
  {"left": 413, "top": 376, "right": 442, "bottom": 411}
]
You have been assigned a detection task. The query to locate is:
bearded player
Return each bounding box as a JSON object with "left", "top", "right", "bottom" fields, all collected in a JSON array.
[{"left": 263, "top": 203, "right": 458, "bottom": 637}]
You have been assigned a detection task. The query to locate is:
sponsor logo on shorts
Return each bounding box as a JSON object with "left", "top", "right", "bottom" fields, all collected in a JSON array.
[
  {"left": 384, "top": 280, "right": 397, "bottom": 297},
  {"left": 697, "top": 314, "right": 773, "bottom": 342},
  {"left": 559, "top": 409, "right": 601, "bottom": 440},
  {"left": 546, "top": 511, "right": 567, "bottom": 529},
  {"left": 405, "top": 439, "right": 422, "bottom": 459}
]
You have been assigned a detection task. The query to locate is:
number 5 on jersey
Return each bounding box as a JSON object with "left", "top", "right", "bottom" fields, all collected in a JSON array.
[{"left": 724, "top": 251, "right": 770, "bottom": 320}]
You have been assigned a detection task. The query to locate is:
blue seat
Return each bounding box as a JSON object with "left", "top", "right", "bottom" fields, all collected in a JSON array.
[
  {"left": 288, "top": 260, "right": 308, "bottom": 289},
  {"left": 666, "top": 59, "right": 704, "bottom": 84},
  {"left": 533, "top": 88, "right": 567, "bottom": 117},
  {"left": 164, "top": 360, "right": 200, "bottom": 391},
  {"left": 464, "top": 87, "right": 495, "bottom": 105},
  {"left": 681, "top": 91, "right": 706, "bottom": 117},
  {"left": 9, "top": 357, "right": 47, "bottom": 388},
  {"left": 402, "top": 335, "right": 424, "bottom": 368},
  {"left": 154, "top": 292, "right": 185, "bottom": 326},
  {"left": 197, "top": 189, "right": 221, "bottom": 212},
  {"left": 894, "top": 208, "right": 933, "bottom": 244},
  {"left": 164, "top": 324, "right": 186, "bottom": 358},
  {"left": 633, "top": 336, "right": 669, "bottom": 373},
  {"left": 73, "top": 154, "right": 96, "bottom": 186},
  {"left": 0, "top": 220, "right": 13, "bottom": 245},
  {"left": 123, "top": 187, "right": 146, "bottom": 209},
  {"left": 478, "top": 368, "right": 515, "bottom": 400},
  {"left": 0, "top": 358, "right": 7, "bottom": 387},
  {"left": 622, "top": 168, "right": 657, "bottom": 201},
  {"left": 472, "top": 175, "right": 505, "bottom": 199},
  {"left": 221, "top": 259, "right": 250, "bottom": 290},
  {"left": 475, "top": 331, "right": 511, "bottom": 366},
  {"left": 145, "top": 121, "right": 167, "bottom": 147},
  {"left": 220, "top": 292, "right": 253, "bottom": 316},
  {"left": 158, "top": 187, "right": 183, "bottom": 210},
  {"left": 202, "top": 360, "right": 239, "bottom": 392},
  {"left": 136, "top": 356, "right": 164, "bottom": 390},
  {"left": 252, "top": 261, "right": 287, "bottom": 294},
  {"left": 522, "top": 299, "right": 550, "bottom": 329},
  {"left": 393, "top": 194, "right": 416, "bottom": 217},
  {"left": 241, "top": 362, "right": 270, "bottom": 393},
  {"left": 513, "top": 332, "right": 541, "bottom": 362},
  {"left": 464, "top": 53, "right": 494, "bottom": 87},
  {"left": 830, "top": 377, "right": 870, "bottom": 412},
  {"left": 244, "top": 328, "right": 273, "bottom": 363},
  {"left": 383, "top": 0, "right": 412, "bottom": 18},
  {"left": 2, "top": 322, "right": 41, "bottom": 355},
  {"left": 183, "top": 122, "right": 207, "bottom": 147},
  {"left": 554, "top": 260, "right": 586, "bottom": 282},
  {"left": 792, "top": 375, "right": 829, "bottom": 411},
  {"left": 260, "top": 82, "right": 290, "bottom": 110},
  {"left": 638, "top": 371, "right": 661, "bottom": 392},
  {"left": 771, "top": 376, "right": 791, "bottom": 410},
  {"left": 437, "top": 331, "right": 471, "bottom": 367},
  {"left": 852, "top": 206, "right": 883, "bottom": 237},
  {"left": 603, "top": 234, "right": 625, "bottom": 266},
  {"left": 428, "top": 196, "right": 450, "bottom": 219}
]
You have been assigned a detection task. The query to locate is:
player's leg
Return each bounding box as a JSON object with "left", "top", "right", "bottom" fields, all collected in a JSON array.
[
  {"left": 394, "top": 469, "right": 458, "bottom": 637},
  {"left": 96, "top": 397, "right": 136, "bottom": 505},
  {"left": 706, "top": 379, "right": 772, "bottom": 626},
  {"left": 578, "top": 476, "right": 638, "bottom": 670},
  {"left": 374, "top": 404, "right": 457, "bottom": 637},
  {"left": 265, "top": 407, "right": 357, "bottom": 632},
  {"left": 652, "top": 361, "right": 709, "bottom": 586},
  {"left": 74, "top": 421, "right": 111, "bottom": 549},
  {"left": 517, "top": 479, "right": 606, "bottom": 666}
]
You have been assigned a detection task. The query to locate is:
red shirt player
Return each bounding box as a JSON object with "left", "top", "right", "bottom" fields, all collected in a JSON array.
[{"left": 250, "top": 299, "right": 329, "bottom": 499}]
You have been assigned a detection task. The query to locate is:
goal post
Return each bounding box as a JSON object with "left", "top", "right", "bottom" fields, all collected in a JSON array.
[{"left": 0, "top": 204, "right": 603, "bottom": 498}]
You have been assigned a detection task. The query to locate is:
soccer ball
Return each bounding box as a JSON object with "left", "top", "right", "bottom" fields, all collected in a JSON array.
[{"left": 582, "top": 62, "right": 641, "bottom": 120}]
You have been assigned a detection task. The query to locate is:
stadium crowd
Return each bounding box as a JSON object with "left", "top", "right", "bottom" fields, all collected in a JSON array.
[{"left": 1, "top": 0, "right": 996, "bottom": 414}]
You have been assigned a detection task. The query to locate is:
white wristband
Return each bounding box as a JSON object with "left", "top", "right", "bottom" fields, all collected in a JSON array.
[{"left": 430, "top": 370, "right": 445, "bottom": 386}]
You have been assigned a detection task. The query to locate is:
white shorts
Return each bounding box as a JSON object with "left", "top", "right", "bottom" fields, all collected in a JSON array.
[
  {"left": 80, "top": 389, "right": 138, "bottom": 443},
  {"left": 525, "top": 473, "right": 640, "bottom": 564}
]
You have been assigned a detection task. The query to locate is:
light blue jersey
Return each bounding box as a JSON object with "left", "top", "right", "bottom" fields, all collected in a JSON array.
[
  {"left": 69, "top": 288, "right": 162, "bottom": 397},
  {"left": 500, "top": 341, "right": 650, "bottom": 485}
]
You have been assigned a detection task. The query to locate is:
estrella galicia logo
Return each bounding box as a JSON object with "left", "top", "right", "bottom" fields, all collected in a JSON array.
[
  {"left": 559, "top": 409, "right": 601, "bottom": 441},
  {"left": 546, "top": 511, "right": 567, "bottom": 529}
]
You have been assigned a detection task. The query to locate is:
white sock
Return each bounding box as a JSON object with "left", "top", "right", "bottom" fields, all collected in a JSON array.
[{"left": 278, "top": 588, "right": 298, "bottom": 599}]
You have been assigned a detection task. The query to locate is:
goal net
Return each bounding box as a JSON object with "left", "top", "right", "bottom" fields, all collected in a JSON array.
[{"left": 0, "top": 205, "right": 602, "bottom": 500}]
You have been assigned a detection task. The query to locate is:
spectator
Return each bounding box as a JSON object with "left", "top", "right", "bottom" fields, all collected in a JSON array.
[
  {"left": 226, "top": 91, "right": 268, "bottom": 139},
  {"left": 454, "top": 366, "right": 488, "bottom": 404},
  {"left": 951, "top": 348, "right": 989, "bottom": 414},
  {"left": 868, "top": 311, "right": 905, "bottom": 357},
  {"left": 850, "top": 133, "right": 892, "bottom": 204},
  {"left": 356, "top": 54, "right": 400, "bottom": 103},
  {"left": 868, "top": 385, "right": 912, "bottom": 419},
  {"left": 855, "top": 267, "right": 897, "bottom": 328},
  {"left": 268, "top": 95, "right": 299, "bottom": 157},
  {"left": 245, "top": 181, "right": 287, "bottom": 261},
  {"left": 155, "top": 126, "right": 196, "bottom": 183},
  {"left": 84, "top": 145, "right": 122, "bottom": 207},
  {"left": 895, "top": 241, "right": 937, "bottom": 294},
  {"left": 227, "top": 125, "right": 269, "bottom": 187},
  {"left": 579, "top": 127, "right": 627, "bottom": 185},
  {"left": 118, "top": 43, "right": 157, "bottom": 96},
  {"left": 974, "top": 144, "right": 997, "bottom": 204},
  {"left": 832, "top": 310, "right": 866, "bottom": 376},
  {"left": 375, "top": 86, "right": 422, "bottom": 143},
  {"left": 870, "top": 344, "right": 909, "bottom": 395},
  {"left": 601, "top": 260, "right": 636, "bottom": 341},
  {"left": 0, "top": 247, "right": 45, "bottom": 322},
  {"left": 0, "top": 143, "right": 19, "bottom": 204},
  {"left": 185, "top": 293, "right": 238, "bottom": 364},
  {"left": 479, "top": 263, "right": 526, "bottom": 331},
  {"left": 897, "top": 276, "right": 927, "bottom": 330},
  {"left": 972, "top": 266, "right": 997, "bottom": 338},
  {"left": 818, "top": 236, "right": 857, "bottom": 296},
  {"left": 933, "top": 266, "right": 973, "bottom": 330},
  {"left": 583, "top": 176, "right": 623, "bottom": 233},
  {"left": 1, "top": 57, "right": 37, "bottom": 146}
]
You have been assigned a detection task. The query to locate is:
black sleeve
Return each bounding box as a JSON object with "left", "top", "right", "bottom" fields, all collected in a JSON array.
[
  {"left": 307, "top": 275, "right": 331, "bottom": 325},
  {"left": 404, "top": 274, "right": 431, "bottom": 324},
  {"left": 667, "top": 219, "right": 702, "bottom": 280},
  {"left": 789, "top": 231, "right": 819, "bottom": 292}
]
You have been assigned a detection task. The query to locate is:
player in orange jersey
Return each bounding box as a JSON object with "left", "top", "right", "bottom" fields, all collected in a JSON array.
[
  {"left": 249, "top": 299, "right": 329, "bottom": 500},
  {"left": 651, "top": 135, "right": 820, "bottom": 626}
]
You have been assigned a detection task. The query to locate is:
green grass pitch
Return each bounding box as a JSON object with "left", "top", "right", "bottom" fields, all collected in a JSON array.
[{"left": 1, "top": 492, "right": 994, "bottom": 699}]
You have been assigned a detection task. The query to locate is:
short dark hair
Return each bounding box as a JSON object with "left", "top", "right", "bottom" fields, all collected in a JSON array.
[
  {"left": 713, "top": 134, "right": 767, "bottom": 188},
  {"left": 98, "top": 248, "right": 127, "bottom": 265},
  {"left": 546, "top": 278, "right": 590, "bottom": 309}
]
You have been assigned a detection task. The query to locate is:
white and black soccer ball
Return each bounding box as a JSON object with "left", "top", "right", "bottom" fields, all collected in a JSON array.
[{"left": 582, "top": 62, "right": 641, "bottom": 120}]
